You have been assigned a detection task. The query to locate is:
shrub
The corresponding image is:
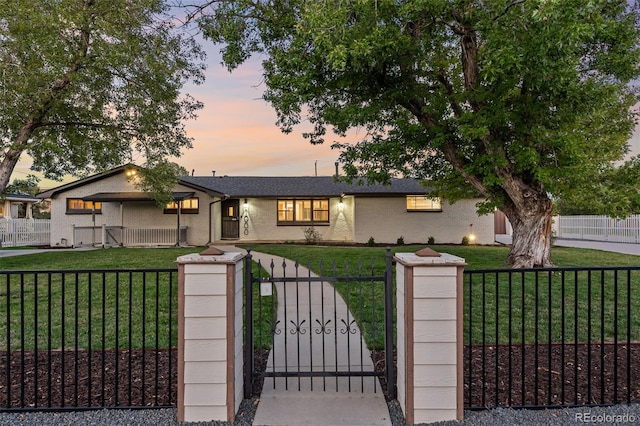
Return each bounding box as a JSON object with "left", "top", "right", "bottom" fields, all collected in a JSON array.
[
  {"left": 303, "top": 226, "right": 322, "bottom": 244},
  {"left": 461, "top": 235, "right": 470, "bottom": 246},
  {"left": 367, "top": 236, "right": 376, "bottom": 247},
  {"left": 396, "top": 236, "right": 404, "bottom": 245},
  {"left": 427, "top": 236, "right": 435, "bottom": 245}
]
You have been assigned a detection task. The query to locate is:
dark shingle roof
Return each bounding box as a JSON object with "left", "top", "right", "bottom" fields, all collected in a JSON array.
[
  {"left": 178, "top": 176, "right": 430, "bottom": 197},
  {"left": 37, "top": 164, "right": 139, "bottom": 199},
  {"left": 2, "top": 193, "right": 40, "bottom": 202},
  {"left": 82, "top": 192, "right": 195, "bottom": 202}
]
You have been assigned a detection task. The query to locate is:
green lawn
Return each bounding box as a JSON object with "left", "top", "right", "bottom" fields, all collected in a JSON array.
[
  {"left": 2, "top": 244, "right": 640, "bottom": 351},
  {"left": 0, "top": 246, "right": 203, "bottom": 270},
  {"left": 0, "top": 247, "right": 277, "bottom": 351},
  {"left": 241, "top": 244, "right": 640, "bottom": 348}
]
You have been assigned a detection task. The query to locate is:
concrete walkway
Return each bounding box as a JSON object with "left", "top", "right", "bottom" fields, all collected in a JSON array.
[{"left": 249, "top": 251, "right": 391, "bottom": 426}]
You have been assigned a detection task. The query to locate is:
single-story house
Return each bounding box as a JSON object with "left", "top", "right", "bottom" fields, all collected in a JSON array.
[
  {"left": 1, "top": 193, "right": 41, "bottom": 219},
  {"left": 37, "top": 164, "right": 494, "bottom": 247}
]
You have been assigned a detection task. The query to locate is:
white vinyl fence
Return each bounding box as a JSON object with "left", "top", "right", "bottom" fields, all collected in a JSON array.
[
  {"left": 556, "top": 215, "right": 640, "bottom": 243},
  {"left": 0, "top": 219, "right": 51, "bottom": 247}
]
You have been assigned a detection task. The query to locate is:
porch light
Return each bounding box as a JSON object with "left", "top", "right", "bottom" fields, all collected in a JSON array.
[
  {"left": 338, "top": 195, "right": 344, "bottom": 211},
  {"left": 243, "top": 199, "right": 248, "bottom": 211}
]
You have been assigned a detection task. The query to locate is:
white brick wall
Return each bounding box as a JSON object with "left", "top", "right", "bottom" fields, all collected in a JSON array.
[
  {"left": 234, "top": 196, "right": 354, "bottom": 242},
  {"left": 48, "top": 172, "right": 214, "bottom": 246},
  {"left": 355, "top": 197, "right": 493, "bottom": 244}
]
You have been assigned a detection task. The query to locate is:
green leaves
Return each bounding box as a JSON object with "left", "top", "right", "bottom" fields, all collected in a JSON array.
[
  {"left": 136, "top": 161, "right": 189, "bottom": 208},
  {"left": 192, "top": 0, "right": 640, "bottom": 265},
  {"left": 0, "top": 0, "right": 205, "bottom": 192}
]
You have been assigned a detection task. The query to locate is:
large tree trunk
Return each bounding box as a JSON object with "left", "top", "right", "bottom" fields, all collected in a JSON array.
[
  {"left": 0, "top": 121, "right": 35, "bottom": 193},
  {"left": 502, "top": 194, "right": 554, "bottom": 268}
]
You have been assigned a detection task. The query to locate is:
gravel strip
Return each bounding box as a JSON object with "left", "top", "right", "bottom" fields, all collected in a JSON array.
[{"left": 0, "top": 400, "right": 639, "bottom": 425}]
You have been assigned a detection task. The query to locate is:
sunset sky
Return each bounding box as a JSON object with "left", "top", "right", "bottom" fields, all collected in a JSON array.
[
  {"left": 11, "top": 43, "right": 640, "bottom": 191},
  {"left": 12, "top": 46, "right": 351, "bottom": 190}
]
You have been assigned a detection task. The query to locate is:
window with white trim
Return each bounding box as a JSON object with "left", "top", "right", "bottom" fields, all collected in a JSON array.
[
  {"left": 277, "top": 199, "right": 329, "bottom": 224},
  {"left": 164, "top": 197, "right": 199, "bottom": 214},
  {"left": 406, "top": 196, "right": 442, "bottom": 211},
  {"left": 66, "top": 199, "right": 102, "bottom": 214}
]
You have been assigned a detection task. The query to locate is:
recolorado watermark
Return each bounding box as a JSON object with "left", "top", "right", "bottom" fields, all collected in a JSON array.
[{"left": 575, "top": 412, "right": 637, "bottom": 423}]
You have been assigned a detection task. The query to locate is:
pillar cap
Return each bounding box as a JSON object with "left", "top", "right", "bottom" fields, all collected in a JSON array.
[
  {"left": 394, "top": 252, "right": 466, "bottom": 266},
  {"left": 415, "top": 247, "right": 441, "bottom": 257},
  {"left": 176, "top": 250, "right": 245, "bottom": 264},
  {"left": 200, "top": 246, "right": 225, "bottom": 256}
]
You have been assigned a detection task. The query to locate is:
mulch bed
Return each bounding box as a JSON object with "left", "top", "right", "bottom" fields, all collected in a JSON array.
[
  {"left": 1, "top": 344, "right": 639, "bottom": 410},
  {"left": 463, "top": 342, "right": 640, "bottom": 408},
  {"left": 0, "top": 349, "right": 176, "bottom": 409}
]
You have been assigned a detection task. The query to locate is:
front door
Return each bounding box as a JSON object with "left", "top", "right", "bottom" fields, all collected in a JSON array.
[{"left": 221, "top": 199, "right": 240, "bottom": 239}]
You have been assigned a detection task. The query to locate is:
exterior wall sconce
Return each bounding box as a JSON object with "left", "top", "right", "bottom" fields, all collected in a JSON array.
[
  {"left": 243, "top": 199, "right": 249, "bottom": 212},
  {"left": 125, "top": 169, "right": 137, "bottom": 177},
  {"left": 338, "top": 195, "right": 344, "bottom": 211},
  {"left": 468, "top": 224, "right": 476, "bottom": 243}
]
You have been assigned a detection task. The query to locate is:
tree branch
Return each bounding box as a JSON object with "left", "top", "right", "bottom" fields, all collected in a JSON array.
[
  {"left": 436, "top": 72, "right": 463, "bottom": 117},
  {"left": 493, "top": 0, "right": 527, "bottom": 22}
]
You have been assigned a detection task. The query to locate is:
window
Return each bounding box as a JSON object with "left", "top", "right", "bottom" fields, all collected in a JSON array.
[
  {"left": 277, "top": 199, "right": 329, "bottom": 224},
  {"left": 406, "top": 196, "right": 442, "bottom": 211},
  {"left": 164, "top": 197, "right": 199, "bottom": 214},
  {"left": 66, "top": 199, "right": 101, "bottom": 214}
]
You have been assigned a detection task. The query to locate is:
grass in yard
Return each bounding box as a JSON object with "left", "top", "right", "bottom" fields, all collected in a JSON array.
[
  {"left": 465, "top": 267, "right": 640, "bottom": 345},
  {"left": 241, "top": 244, "right": 640, "bottom": 348},
  {"left": 1, "top": 269, "right": 179, "bottom": 351},
  {"left": 0, "top": 247, "right": 277, "bottom": 352},
  {"left": 0, "top": 246, "right": 203, "bottom": 270},
  {"left": 249, "top": 261, "right": 277, "bottom": 350},
  {"left": 2, "top": 245, "right": 640, "bottom": 351}
]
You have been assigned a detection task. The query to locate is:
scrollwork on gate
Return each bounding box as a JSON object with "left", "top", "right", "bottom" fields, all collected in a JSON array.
[
  {"left": 340, "top": 318, "right": 357, "bottom": 335},
  {"left": 314, "top": 318, "right": 332, "bottom": 335},
  {"left": 289, "top": 319, "right": 307, "bottom": 335},
  {"left": 267, "top": 319, "right": 282, "bottom": 335}
]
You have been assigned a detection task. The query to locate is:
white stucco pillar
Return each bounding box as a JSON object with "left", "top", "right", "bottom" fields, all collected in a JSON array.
[
  {"left": 394, "top": 248, "right": 466, "bottom": 425},
  {"left": 175, "top": 247, "right": 245, "bottom": 423}
]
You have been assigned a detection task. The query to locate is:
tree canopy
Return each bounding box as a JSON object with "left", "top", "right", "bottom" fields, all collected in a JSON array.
[
  {"left": 192, "top": 0, "right": 640, "bottom": 267},
  {"left": 0, "top": 0, "right": 205, "bottom": 199}
]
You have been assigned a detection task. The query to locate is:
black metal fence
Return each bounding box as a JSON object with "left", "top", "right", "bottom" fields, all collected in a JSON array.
[
  {"left": 4, "top": 262, "right": 640, "bottom": 412},
  {"left": 465, "top": 266, "right": 640, "bottom": 409},
  {"left": 0, "top": 269, "right": 178, "bottom": 411}
]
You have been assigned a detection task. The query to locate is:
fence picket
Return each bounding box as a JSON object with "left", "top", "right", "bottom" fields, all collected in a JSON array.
[
  {"left": 557, "top": 215, "right": 640, "bottom": 243},
  {"left": 0, "top": 219, "right": 50, "bottom": 248}
]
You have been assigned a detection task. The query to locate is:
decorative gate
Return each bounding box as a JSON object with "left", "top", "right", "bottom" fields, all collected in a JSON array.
[{"left": 244, "top": 249, "right": 395, "bottom": 399}]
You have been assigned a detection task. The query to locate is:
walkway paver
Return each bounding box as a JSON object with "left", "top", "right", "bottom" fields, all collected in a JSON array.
[{"left": 250, "top": 251, "right": 391, "bottom": 426}]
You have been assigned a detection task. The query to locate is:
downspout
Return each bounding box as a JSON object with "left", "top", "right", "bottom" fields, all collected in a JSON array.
[
  {"left": 176, "top": 200, "right": 181, "bottom": 246},
  {"left": 120, "top": 201, "right": 124, "bottom": 246},
  {"left": 207, "top": 194, "right": 229, "bottom": 246}
]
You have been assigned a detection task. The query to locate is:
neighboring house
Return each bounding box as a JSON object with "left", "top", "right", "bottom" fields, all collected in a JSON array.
[
  {"left": 37, "top": 164, "right": 495, "bottom": 247},
  {"left": 0, "top": 193, "right": 40, "bottom": 219}
]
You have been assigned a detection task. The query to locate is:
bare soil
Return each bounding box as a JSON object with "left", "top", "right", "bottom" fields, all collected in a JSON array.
[{"left": 1, "top": 344, "right": 639, "bottom": 410}]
